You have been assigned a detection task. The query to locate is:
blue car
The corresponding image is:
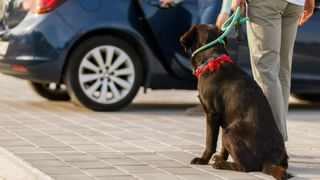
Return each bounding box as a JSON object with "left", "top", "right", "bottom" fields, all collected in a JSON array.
[{"left": 0, "top": 0, "right": 319, "bottom": 111}]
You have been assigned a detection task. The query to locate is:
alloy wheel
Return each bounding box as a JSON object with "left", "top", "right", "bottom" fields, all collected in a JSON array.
[{"left": 78, "top": 45, "right": 135, "bottom": 104}]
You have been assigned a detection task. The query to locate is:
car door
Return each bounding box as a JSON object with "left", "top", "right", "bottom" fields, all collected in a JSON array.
[
  {"left": 291, "top": 2, "right": 320, "bottom": 90},
  {"left": 137, "top": 0, "right": 198, "bottom": 80}
]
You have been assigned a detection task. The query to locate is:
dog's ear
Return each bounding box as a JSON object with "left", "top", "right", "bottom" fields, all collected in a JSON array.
[{"left": 180, "top": 25, "right": 199, "bottom": 52}]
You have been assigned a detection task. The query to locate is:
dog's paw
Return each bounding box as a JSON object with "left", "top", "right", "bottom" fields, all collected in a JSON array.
[
  {"left": 275, "top": 168, "right": 288, "bottom": 180},
  {"left": 273, "top": 170, "right": 287, "bottom": 180},
  {"left": 212, "top": 155, "right": 223, "bottom": 162},
  {"left": 212, "top": 161, "right": 225, "bottom": 169},
  {"left": 191, "top": 157, "right": 208, "bottom": 165}
]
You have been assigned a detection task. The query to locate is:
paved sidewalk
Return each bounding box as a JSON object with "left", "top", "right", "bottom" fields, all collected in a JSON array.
[{"left": 0, "top": 75, "right": 320, "bottom": 180}]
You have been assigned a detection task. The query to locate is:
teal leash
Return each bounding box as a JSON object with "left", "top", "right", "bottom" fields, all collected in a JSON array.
[{"left": 191, "top": 6, "right": 248, "bottom": 58}]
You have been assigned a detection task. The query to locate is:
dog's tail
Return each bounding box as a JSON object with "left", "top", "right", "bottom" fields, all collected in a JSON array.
[
  {"left": 287, "top": 173, "right": 294, "bottom": 179},
  {"left": 263, "top": 164, "right": 291, "bottom": 180}
]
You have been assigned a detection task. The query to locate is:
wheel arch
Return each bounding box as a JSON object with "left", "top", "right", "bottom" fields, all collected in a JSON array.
[{"left": 61, "top": 28, "right": 150, "bottom": 88}]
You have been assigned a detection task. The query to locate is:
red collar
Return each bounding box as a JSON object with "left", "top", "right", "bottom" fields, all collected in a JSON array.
[{"left": 194, "top": 55, "right": 233, "bottom": 78}]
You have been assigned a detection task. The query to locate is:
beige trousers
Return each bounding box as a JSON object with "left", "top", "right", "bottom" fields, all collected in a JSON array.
[{"left": 246, "top": 0, "right": 303, "bottom": 141}]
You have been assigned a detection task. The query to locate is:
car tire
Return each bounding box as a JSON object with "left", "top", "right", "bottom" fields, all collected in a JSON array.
[
  {"left": 65, "top": 35, "right": 143, "bottom": 111},
  {"left": 29, "top": 81, "right": 70, "bottom": 101},
  {"left": 292, "top": 93, "right": 320, "bottom": 102}
]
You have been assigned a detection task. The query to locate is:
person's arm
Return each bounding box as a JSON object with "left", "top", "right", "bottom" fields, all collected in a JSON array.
[
  {"left": 216, "top": 0, "right": 232, "bottom": 28},
  {"left": 298, "top": 0, "right": 315, "bottom": 25}
]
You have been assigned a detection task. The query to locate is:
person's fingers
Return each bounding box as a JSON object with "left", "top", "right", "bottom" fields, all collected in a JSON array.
[
  {"left": 298, "top": 0, "right": 315, "bottom": 26},
  {"left": 298, "top": 10, "right": 313, "bottom": 26},
  {"left": 232, "top": 0, "right": 245, "bottom": 15},
  {"left": 160, "top": 2, "right": 170, "bottom": 8},
  {"left": 299, "top": 13, "right": 309, "bottom": 25},
  {"left": 231, "top": 0, "right": 240, "bottom": 12},
  {"left": 303, "top": 13, "right": 312, "bottom": 24},
  {"left": 298, "top": 16, "right": 304, "bottom": 26}
]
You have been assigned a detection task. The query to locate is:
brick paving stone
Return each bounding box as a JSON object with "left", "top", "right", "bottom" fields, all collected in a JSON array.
[
  {"left": 99, "top": 176, "right": 138, "bottom": 180},
  {"left": 158, "top": 151, "right": 198, "bottom": 164},
  {"left": 179, "top": 175, "right": 226, "bottom": 180},
  {"left": 28, "top": 159, "right": 69, "bottom": 167},
  {"left": 83, "top": 168, "right": 128, "bottom": 177},
  {"left": 5, "top": 145, "right": 46, "bottom": 153},
  {"left": 102, "top": 158, "right": 146, "bottom": 166},
  {"left": 56, "top": 154, "right": 98, "bottom": 162},
  {"left": 90, "top": 152, "right": 127, "bottom": 159},
  {"left": 128, "top": 154, "right": 169, "bottom": 161},
  {"left": 38, "top": 166, "right": 83, "bottom": 175},
  {"left": 69, "top": 161, "right": 111, "bottom": 169},
  {"left": 42, "top": 146, "right": 78, "bottom": 152},
  {"left": 162, "top": 167, "right": 207, "bottom": 175},
  {"left": 212, "top": 171, "right": 263, "bottom": 180},
  {"left": 115, "top": 165, "right": 162, "bottom": 173},
  {"left": 52, "top": 174, "right": 95, "bottom": 180},
  {"left": 72, "top": 144, "right": 111, "bottom": 152},
  {"left": 15, "top": 153, "right": 57, "bottom": 160},
  {"left": 0, "top": 140, "right": 31, "bottom": 146},
  {"left": 144, "top": 160, "right": 189, "bottom": 168},
  {"left": 134, "top": 172, "right": 182, "bottom": 180}
]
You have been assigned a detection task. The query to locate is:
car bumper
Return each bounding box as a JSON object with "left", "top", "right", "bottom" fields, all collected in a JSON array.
[
  {"left": 0, "top": 57, "right": 61, "bottom": 83},
  {"left": 0, "top": 11, "right": 75, "bottom": 83}
]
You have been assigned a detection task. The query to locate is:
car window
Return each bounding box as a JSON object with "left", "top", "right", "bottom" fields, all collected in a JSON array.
[{"left": 4, "top": 0, "right": 28, "bottom": 28}]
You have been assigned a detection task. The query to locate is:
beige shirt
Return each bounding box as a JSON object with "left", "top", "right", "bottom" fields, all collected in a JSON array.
[{"left": 287, "top": 0, "right": 305, "bottom": 6}]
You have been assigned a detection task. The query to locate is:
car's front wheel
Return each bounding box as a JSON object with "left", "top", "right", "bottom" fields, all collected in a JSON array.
[
  {"left": 65, "top": 36, "right": 143, "bottom": 111},
  {"left": 29, "top": 82, "right": 70, "bottom": 101}
]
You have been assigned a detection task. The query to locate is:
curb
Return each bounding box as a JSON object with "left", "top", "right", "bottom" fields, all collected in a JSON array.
[{"left": 0, "top": 146, "right": 52, "bottom": 180}]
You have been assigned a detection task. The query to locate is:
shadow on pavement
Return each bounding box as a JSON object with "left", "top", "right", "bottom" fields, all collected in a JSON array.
[
  {"left": 3, "top": 98, "right": 320, "bottom": 113},
  {"left": 289, "top": 102, "right": 320, "bottom": 111},
  {"left": 124, "top": 103, "right": 197, "bottom": 112}
]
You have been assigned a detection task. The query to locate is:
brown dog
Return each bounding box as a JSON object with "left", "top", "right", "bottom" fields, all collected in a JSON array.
[{"left": 180, "top": 24, "right": 289, "bottom": 180}]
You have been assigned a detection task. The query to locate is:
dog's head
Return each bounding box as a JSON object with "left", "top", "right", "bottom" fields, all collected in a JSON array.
[{"left": 180, "top": 24, "right": 227, "bottom": 73}]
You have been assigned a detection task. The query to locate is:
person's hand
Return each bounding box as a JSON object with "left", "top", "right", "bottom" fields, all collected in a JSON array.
[
  {"left": 232, "top": 0, "right": 245, "bottom": 15},
  {"left": 298, "top": 0, "right": 315, "bottom": 26},
  {"left": 160, "top": 0, "right": 172, "bottom": 8},
  {"left": 216, "top": 12, "right": 230, "bottom": 28}
]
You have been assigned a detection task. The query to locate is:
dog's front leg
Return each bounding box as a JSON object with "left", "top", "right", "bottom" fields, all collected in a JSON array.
[
  {"left": 213, "top": 130, "right": 229, "bottom": 161},
  {"left": 191, "top": 113, "right": 220, "bottom": 165}
]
